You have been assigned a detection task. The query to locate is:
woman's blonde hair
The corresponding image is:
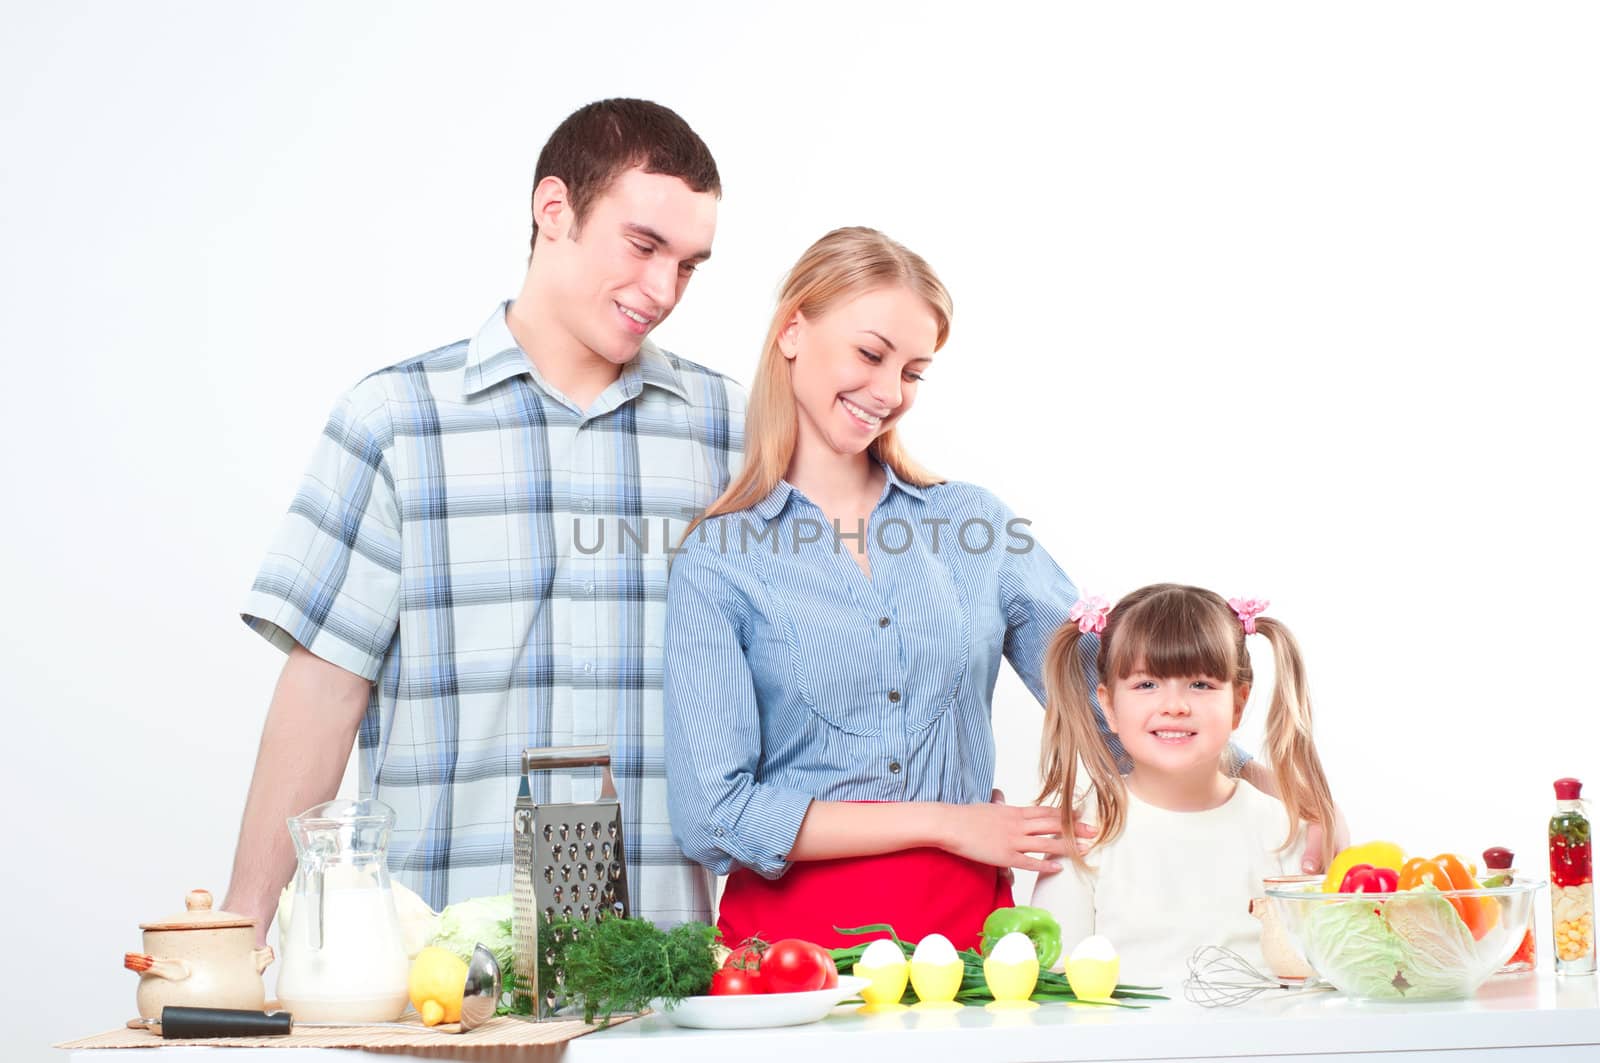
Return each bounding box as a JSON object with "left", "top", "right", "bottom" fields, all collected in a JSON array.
[
  {"left": 685, "top": 227, "right": 953, "bottom": 537},
  {"left": 1038, "top": 583, "right": 1337, "bottom": 867}
]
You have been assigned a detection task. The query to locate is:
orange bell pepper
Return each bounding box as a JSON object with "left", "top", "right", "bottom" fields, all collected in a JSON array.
[
  {"left": 1436, "top": 852, "right": 1499, "bottom": 939},
  {"left": 1399, "top": 853, "right": 1498, "bottom": 940},
  {"left": 1398, "top": 857, "right": 1452, "bottom": 891}
]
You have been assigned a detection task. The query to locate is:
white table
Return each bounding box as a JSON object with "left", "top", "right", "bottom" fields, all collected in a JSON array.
[{"left": 64, "top": 974, "right": 1600, "bottom": 1063}]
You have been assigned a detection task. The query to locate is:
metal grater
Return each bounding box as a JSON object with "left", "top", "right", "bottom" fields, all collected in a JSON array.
[{"left": 512, "top": 745, "right": 630, "bottom": 1020}]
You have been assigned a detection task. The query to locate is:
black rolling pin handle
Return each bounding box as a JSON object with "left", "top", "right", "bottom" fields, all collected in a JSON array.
[{"left": 159, "top": 1006, "right": 294, "bottom": 1038}]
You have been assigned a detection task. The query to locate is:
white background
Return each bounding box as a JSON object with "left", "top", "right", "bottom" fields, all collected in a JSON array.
[{"left": 4, "top": 2, "right": 1597, "bottom": 1058}]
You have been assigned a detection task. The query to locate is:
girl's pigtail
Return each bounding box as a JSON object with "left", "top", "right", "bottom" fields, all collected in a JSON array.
[
  {"left": 1254, "top": 616, "right": 1337, "bottom": 868},
  {"left": 1037, "top": 623, "right": 1126, "bottom": 864}
]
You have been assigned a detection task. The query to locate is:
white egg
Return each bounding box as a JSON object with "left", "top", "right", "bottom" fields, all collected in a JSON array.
[
  {"left": 911, "top": 932, "right": 959, "bottom": 966},
  {"left": 860, "top": 937, "right": 907, "bottom": 968},
  {"left": 987, "top": 931, "right": 1038, "bottom": 966},
  {"left": 1070, "top": 934, "right": 1118, "bottom": 962}
]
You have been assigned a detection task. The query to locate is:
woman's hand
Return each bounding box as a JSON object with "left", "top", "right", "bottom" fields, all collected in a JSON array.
[
  {"left": 1303, "top": 803, "right": 1351, "bottom": 874},
  {"left": 1235, "top": 759, "right": 1348, "bottom": 873},
  {"left": 942, "top": 800, "right": 1071, "bottom": 873}
]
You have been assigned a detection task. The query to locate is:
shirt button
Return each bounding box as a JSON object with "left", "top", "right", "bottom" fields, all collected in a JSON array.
[
  {"left": 889, "top": 761, "right": 902, "bottom": 774},
  {"left": 583, "top": 581, "right": 595, "bottom": 595},
  {"left": 581, "top": 661, "right": 594, "bottom": 675},
  {"left": 577, "top": 498, "right": 593, "bottom": 513},
  {"left": 878, "top": 617, "right": 890, "bottom": 628},
  {"left": 887, "top": 689, "right": 901, "bottom": 703},
  {"left": 714, "top": 827, "right": 725, "bottom": 838}
]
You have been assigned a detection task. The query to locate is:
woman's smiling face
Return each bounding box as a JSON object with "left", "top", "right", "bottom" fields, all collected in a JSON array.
[{"left": 780, "top": 285, "right": 939, "bottom": 460}]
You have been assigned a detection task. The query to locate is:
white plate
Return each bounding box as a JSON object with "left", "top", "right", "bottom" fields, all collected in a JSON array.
[{"left": 649, "top": 975, "right": 869, "bottom": 1029}]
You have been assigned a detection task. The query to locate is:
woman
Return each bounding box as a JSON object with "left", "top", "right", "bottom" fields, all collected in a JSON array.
[{"left": 663, "top": 227, "right": 1105, "bottom": 950}]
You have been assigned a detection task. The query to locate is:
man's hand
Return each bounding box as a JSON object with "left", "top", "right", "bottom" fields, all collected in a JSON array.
[{"left": 222, "top": 646, "right": 370, "bottom": 944}]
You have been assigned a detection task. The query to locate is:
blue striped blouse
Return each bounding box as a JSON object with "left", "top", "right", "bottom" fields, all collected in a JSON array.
[{"left": 663, "top": 465, "right": 1121, "bottom": 878}]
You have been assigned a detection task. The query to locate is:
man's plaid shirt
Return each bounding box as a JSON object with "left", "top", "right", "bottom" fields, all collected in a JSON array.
[{"left": 243, "top": 303, "right": 745, "bottom": 924}]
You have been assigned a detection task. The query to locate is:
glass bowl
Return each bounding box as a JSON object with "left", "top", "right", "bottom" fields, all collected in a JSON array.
[{"left": 1265, "top": 880, "right": 1543, "bottom": 1001}]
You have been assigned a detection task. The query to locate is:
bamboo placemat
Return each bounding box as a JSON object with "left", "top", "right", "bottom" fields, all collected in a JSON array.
[{"left": 56, "top": 1013, "right": 634, "bottom": 1050}]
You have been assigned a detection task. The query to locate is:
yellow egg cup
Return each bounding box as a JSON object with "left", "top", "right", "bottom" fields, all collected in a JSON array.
[
  {"left": 852, "top": 960, "right": 910, "bottom": 1014},
  {"left": 909, "top": 959, "right": 965, "bottom": 1010},
  {"left": 1065, "top": 956, "right": 1120, "bottom": 1003},
  {"left": 982, "top": 956, "right": 1039, "bottom": 1011}
]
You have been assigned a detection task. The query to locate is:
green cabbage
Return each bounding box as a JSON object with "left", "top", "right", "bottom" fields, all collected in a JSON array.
[
  {"left": 1303, "top": 887, "right": 1484, "bottom": 1000},
  {"left": 1303, "top": 898, "right": 1407, "bottom": 999},
  {"left": 1384, "top": 886, "right": 1478, "bottom": 997},
  {"left": 428, "top": 894, "right": 529, "bottom": 1015}
]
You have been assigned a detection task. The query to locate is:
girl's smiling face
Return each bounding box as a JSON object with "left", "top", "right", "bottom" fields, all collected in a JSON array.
[
  {"left": 779, "top": 285, "right": 938, "bottom": 460},
  {"left": 1099, "top": 667, "right": 1247, "bottom": 779}
]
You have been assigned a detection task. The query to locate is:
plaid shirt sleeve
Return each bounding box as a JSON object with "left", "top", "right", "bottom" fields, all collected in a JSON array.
[{"left": 242, "top": 388, "right": 402, "bottom": 681}]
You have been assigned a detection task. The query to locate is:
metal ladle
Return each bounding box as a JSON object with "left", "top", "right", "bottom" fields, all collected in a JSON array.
[{"left": 133, "top": 944, "right": 503, "bottom": 1038}]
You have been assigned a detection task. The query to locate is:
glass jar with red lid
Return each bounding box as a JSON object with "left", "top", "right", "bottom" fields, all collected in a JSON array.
[
  {"left": 1483, "top": 846, "right": 1535, "bottom": 973},
  {"left": 1550, "top": 777, "right": 1595, "bottom": 975}
]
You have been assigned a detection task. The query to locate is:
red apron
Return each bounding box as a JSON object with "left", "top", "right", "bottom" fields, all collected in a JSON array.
[{"left": 717, "top": 846, "right": 1013, "bottom": 952}]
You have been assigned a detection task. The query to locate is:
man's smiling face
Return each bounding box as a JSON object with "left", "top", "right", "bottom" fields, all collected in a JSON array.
[{"left": 546, "top": 166, "right": 718, "bottom": 367}]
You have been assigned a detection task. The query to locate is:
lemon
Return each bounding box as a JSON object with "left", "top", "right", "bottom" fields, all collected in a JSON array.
[{"left": 408, "top": 946, "right": 468, "bottom": 1026}]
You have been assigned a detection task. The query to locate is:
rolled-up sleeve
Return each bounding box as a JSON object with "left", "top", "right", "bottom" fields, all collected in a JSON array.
[{"left": 664, "top": 539, "right": 814, "bottom": 878}]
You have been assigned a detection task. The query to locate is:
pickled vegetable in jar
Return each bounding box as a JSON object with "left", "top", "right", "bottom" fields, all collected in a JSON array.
[{"left": 1550, "top": 778, "right": 1596, "bottom": 975}]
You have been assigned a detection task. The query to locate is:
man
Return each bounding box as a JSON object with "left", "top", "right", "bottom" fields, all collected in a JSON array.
[{"left": 223, "top": 99, "right": 745, "bottom": 935}]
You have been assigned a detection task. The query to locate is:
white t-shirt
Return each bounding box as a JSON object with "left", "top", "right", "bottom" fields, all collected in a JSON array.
[{"left": 1030, "top": 782, "right": 1307, "bottom": 986}]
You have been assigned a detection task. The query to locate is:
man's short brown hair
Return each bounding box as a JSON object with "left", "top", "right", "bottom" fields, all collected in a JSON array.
[{"left": 531, "top": 98, "right": 721, "bottom": 253}]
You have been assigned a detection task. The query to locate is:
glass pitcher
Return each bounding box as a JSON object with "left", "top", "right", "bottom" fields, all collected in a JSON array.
[{"left": 275, "top": 798, "right": 410, "bottom": 1022}]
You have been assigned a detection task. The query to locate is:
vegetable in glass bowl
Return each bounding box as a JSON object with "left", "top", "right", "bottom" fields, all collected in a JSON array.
[{"left": 1266, "top": 880, "right": 1542, "bottom": 1001}]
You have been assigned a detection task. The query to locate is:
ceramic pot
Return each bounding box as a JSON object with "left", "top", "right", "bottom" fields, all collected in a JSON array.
[{"left": 124, "top": 888, "right": 274, "bottom": 1016}]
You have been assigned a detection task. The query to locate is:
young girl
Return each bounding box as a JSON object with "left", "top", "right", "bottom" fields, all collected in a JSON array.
[{"left": 1031, "top": 584, "right": 1337, "bottom": 983}]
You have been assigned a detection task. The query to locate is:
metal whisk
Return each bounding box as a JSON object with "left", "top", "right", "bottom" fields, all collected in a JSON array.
[{"left": 1183, "top": 946, "right": 1329, "bottom": 1007}]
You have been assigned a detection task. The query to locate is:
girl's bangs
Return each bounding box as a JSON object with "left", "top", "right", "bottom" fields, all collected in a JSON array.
[{"left": 1107, "top": 599, "right": 1239, "bottom": 682}]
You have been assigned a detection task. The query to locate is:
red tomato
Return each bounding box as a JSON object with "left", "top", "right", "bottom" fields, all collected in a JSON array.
[
  {"left": 710, "top": 967, "right": 761, "bottom": 995},
  {"left": 812, "top": 943, "right": 839, "bottom": 989},
  {"left": 722, "top": 942, "right": 766, "bottom": 971},
  {"left": 721, "top": 941, "right": 766, "bottom": 991},
  {"left": 760, "top": 939, "right": 832, "bottom": 994}
]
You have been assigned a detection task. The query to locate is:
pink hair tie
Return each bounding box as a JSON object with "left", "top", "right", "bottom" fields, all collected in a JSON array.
[
  {"left": 1228, "top": 597, "right": 1270, "bottom": 635},
  {"left": 1068, "top": 594, "right": 1112, "bottom": 635}
]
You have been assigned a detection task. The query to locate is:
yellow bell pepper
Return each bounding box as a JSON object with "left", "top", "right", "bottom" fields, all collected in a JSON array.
[{"left": 1321, "top": 841, "right": 1406, "bottom": 893}]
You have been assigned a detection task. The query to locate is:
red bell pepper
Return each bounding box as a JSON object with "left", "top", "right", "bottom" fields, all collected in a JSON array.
[{"left": 1338, "top": 864, "right": 1400, "bottom": 893}]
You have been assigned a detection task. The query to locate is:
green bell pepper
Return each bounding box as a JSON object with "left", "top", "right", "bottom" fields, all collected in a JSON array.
[{"left": 979, "top": 906, "right": 1062, "bottom": 969}]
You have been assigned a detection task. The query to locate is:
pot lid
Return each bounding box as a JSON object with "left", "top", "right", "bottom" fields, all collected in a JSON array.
[{"left": 140, "top": 889, "right": 255, "bottom": 931}]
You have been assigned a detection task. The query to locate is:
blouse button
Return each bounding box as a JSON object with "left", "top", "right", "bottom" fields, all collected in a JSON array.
[
  {"left": 887, "top": 689, "right": 901, "bottom": 703},
  {"left": 878, "top": 617, "right": 890, "bottom": 628},
  {"left": 889, "top": 761, "right": 902, "bottom": 774}
]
